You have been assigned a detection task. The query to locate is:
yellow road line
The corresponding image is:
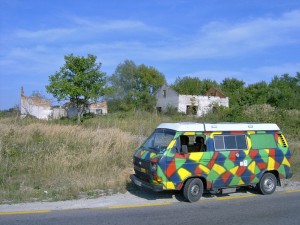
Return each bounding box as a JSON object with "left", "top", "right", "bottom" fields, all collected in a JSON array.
[
  {"left": 108, "top": 202, "right": 171, "bottom": 209},
  {"left": 0, "top": 210, "right": 51, "bottom": 216},
  {"left": 216, "top": 194, "right": 256, "bottom": 201},
  {"left": 286, "top": 189, "right": 300, "bottom": 193}
]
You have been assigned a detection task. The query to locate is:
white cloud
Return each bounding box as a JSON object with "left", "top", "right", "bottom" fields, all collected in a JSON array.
[
  {"left": 5, "top": 9, "right": 300, "bottom": 66},
  {"left": 72, "top": 17, "right": 156, "bottom": 32},
  {"left": 13, "top": 18, "right": 163, "bottom": 44},
  {"left": 153, "top": 10, "right": 300, "bottom": 59},
  {"left": 15, "top": 27, "right": 77, "bottom": 42}
]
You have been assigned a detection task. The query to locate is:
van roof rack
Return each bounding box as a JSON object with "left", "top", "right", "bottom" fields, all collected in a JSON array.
[{"left": 157, "top": 122, "right": 280, "bottom": 132}]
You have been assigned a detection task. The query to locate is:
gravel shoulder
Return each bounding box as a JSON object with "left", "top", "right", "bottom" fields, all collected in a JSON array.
[{"left": 1, "top": 180, "right": 299, "bottom": 213}]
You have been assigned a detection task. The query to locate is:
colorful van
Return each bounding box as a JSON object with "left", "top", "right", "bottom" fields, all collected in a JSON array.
[{"left": 130, "top": 122, "right": 293, "bottom": 202}]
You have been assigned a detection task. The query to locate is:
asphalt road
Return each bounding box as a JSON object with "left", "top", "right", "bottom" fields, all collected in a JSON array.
[{"left": 1, "top": 191, "right": 299, "bottom": 225}]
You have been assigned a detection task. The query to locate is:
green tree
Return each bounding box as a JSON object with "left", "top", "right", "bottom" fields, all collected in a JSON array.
[
  {"left": 267, "top": 73, "right": 300, "bottom": 109},
  {"left": 171, "top": 76, "right": 203, "bottom": 95},
  {"left": 109, "top": 60, "right": 136, "bottom": 111},
  {"left": 46, "top": 54, "right": 107, "bottom": 123},
  {"left": 171, "top": 76, "right": 218, "bottom": 95},
  {"left": 220, "top": 78, "right": 246, "bottom": 107},
  {"left": 109, "top": 60, "right": 165, "bottom": 111},
  {"left": 244, "top": 81, "right": 269, "bottom": 105},
  {"left": 201, "top": 78, "right": 219, "bottom": 93}
]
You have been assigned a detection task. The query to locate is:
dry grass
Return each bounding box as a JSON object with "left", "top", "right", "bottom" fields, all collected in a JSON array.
[
  {"left": 289, "top": 141, "right": 300, "bottom": 181},
  {"left": 0, "top": 117, "right": 143, "bottom": 203},
  {"left": 81, "top": 110, "right": 176, "bottom": 137}
]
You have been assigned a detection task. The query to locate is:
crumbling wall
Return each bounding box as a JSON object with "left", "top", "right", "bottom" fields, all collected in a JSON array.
[
  {"left": 89, "top": 101, "right": 108, "bottom": 115},
  {"left": 20, "top": 94, "right": 52, "bottom": 120},
  {"left": 156, "top": 85, "right": 229, "bottom": 116}
]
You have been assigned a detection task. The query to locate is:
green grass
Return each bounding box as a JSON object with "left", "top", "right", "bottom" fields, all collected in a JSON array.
[{"left": 0, "top": 105, "right": 299, "bottom": 203}]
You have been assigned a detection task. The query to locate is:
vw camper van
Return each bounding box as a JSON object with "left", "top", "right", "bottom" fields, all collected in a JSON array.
[{"left": 130, "top": 122, "right": 292, "bottom": 202}]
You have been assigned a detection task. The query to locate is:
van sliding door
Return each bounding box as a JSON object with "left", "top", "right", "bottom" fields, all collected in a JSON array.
[{"left": 211, "top": 133, "right": 250, "bottom": 188}]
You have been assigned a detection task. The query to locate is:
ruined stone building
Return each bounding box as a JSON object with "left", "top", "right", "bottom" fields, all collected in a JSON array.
[
  {"left": 20, "top": 87, "right": 53, "bottom": 120},
  {"left": 89, "top": 101, "right": 108, "bottom": 115},
  {"left": 20, "top": 87, "right": 107, "bottom": 120},
  {"left": 155, "top": 84, "right": 229, "bottom": 116}
]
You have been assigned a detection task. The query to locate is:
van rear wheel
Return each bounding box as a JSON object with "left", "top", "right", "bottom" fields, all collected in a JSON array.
[
  {"left": 257, "top": 173, "right": 277, "bottom": 195},
  {"left": 183, "top": 178, "right": 203, "bottom": 202}
]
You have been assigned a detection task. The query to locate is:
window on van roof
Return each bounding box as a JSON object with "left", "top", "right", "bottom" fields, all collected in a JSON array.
[
  {"left": 214, "top": 135, "right": 247, "bottom": 151},
  {"left": 250, "top": 133, "right": 277, "bottom": 149}
]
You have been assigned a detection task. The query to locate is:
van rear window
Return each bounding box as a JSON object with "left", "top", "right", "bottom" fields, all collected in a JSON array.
[
  {"left": 250, "top": 134, "right": 277, "bottom": 149},
  {"left": 214, "top": 135, "right": 247, "bottom": 151}
]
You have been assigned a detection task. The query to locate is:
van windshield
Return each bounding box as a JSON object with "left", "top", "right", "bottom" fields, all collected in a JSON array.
[{"left": 142, "top": 129, "right": 175, "bottom": 153}]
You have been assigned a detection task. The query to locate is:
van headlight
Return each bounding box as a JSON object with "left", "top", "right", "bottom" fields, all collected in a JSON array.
[{"left": 150, "top": 163, "right": 157, "bottom": 172}]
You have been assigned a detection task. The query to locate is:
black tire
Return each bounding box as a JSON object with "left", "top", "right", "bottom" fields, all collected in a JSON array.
[
  {"left": 183, "top": 178, "right": 203, "bottom": 202},
  {"left": 257, "top": 173, "right": 277, "bottom": 195}
]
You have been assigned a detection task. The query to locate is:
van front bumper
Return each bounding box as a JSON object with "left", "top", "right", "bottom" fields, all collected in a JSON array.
[{"left": 130, "top": 174, "right": 163, "bottom": 192}]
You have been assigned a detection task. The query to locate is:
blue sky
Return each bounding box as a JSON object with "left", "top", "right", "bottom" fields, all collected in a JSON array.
[{"left": 1, "top": 0, "right": 300, "bottom": 110}]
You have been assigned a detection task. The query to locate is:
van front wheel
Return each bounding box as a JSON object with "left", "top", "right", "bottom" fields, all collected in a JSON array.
[
  {"left": 183, "top": 178, "right": 203, "bottom": 202},
  {"left": 257, "top": 173, "right": 277, "bottom": 195}
]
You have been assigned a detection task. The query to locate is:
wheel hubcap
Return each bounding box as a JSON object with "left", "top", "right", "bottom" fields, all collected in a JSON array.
[
  {"left": 263, "top": 177, "right": 275, "bottom": 192},
  {"left": 191, "top": 185, "right": 200, "bottom": 196}
]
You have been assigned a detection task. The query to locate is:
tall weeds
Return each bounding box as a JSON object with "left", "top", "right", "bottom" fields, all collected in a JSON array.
[{"left": 0, "top": 118, "right": 141, "bottom": 203}]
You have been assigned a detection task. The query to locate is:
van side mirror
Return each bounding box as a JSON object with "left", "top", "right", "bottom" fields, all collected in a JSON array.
[{"left": 181, "top": 145, "right": 188, "bottom": 154}]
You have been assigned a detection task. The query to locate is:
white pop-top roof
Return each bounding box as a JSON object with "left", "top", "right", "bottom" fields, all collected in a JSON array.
[{"left": 157, "top": 122, "right": 280, "bottom": 132}]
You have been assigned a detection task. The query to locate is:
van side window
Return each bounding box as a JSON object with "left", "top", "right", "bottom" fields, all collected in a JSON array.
[
  {"left": 174, "top": 135, "right": 207, "bottom": 153},
  {"left": 194, "top": 136, "right": 207, "bottom": 152},
  {"left": 250, "top": 133, "right": 277, "bottom": 149},
  {"left": 214, "top": 135, "right": 247, "bottom": 151}
]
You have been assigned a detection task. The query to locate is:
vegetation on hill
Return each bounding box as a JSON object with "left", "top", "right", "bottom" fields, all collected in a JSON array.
[
  {"left": 171, "top": 73, "right": 300, "bottom": 110},
  {"left": 0, "top": 106, "right": 299, "bottom": 204}
]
